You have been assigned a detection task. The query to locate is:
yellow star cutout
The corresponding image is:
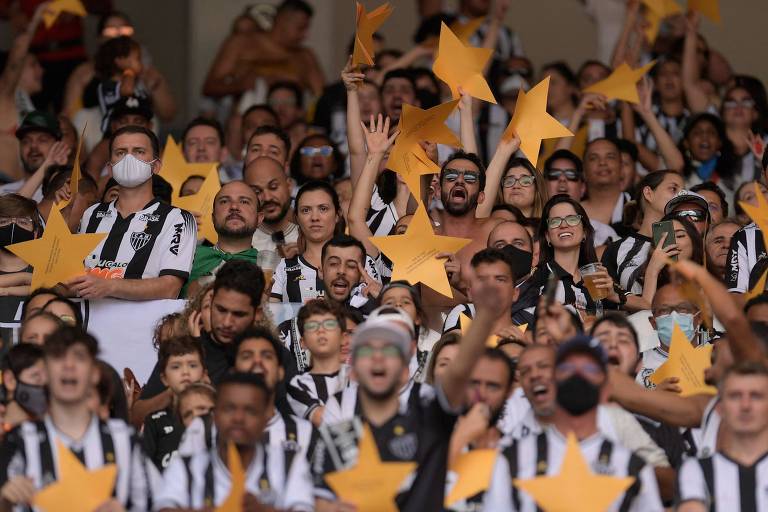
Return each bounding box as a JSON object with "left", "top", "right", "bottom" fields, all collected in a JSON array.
[
  {"left": 745, "top": 269, "right": 768, "bottom": 302},
  {"left": 33, "top": 440, "right": 117, "bottom": 512},
  {"left": 689, "top": 0, "right": 721, "bottom": 23},
  {"left": 7, "top": 205, "right": 106, "bottom": 291},
  {"left": 459, "top": 313, "right": 500, "bottom": 347},
  {"left": 739, "top": 182, "right": 768, "bottom": 249},
  {"left": 433, "top": 22, "right": 496, "bottom": 104},
  {"left": 370, "top": 205, "right": 470, "bottom": 298},
  {"left": 215, "top": 442, "right": 246, "bottom": 512},
  {"left": 583, "top": 61, "right": 657, "bottom": 104},
  {"left": 160, "top": 135, "right": 219, "bottom": 199},
  {"left": 325, "top": 425, "right": 416, "bottom": 512},
  {"left": 386, "top": 99, "right": 460, "bottom": 196},
  {"left": 41, "top": 0, "right": 86, "bottom": 29},
  {"left": 503, "top": 77, "right": 573, "bottom": 167},
  {"left": 514, "top": 432, "right": 635, "bottom": 512},
  {"left": 352, "top": 2, "right": 393, "bottom": 67},
  {"left": 642, "top": 0, "right": 682, "bottom": 43},
  {"left": 445, "top": 449, "right": 497, "bottom": 507},
  {"left": 451, "top": 17, "right": 486, "bottom": 44},
  {"left": 58, "top": 124, "right": 87, "bottom": 210},
  {"left": 649, "top": 322, "right": 717, "bottom": 396},
  {"left": 174, "top": 167, "right": 221, "bottom": 244}
]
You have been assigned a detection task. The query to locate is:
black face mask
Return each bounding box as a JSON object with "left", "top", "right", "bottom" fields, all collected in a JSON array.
[
  {"left": 501, "top": 244, "right": 533, "bottom": 277},
  {"left": 14, "top": 381, "right": 47, "bottom": 417},
  {"left": 556, "top": 374, "right": 599, "bottom": 416},
  {"left": 0, "top": 223, "right": 35, "bottom": 250}
]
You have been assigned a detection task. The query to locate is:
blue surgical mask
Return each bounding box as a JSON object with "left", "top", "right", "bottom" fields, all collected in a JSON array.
[{"left": 655, "top": 311, "right": 696, "bottom": 346}]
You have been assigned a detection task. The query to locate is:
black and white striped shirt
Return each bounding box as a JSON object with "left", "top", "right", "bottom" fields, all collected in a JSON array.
[
  {"left": 366, "top": 186, "right": 400, "bottom": 237},
  {"left": 155, "top": 442, "right": 314, "bottom": 511},
  {"left": 677, "top": 451, "right": 768, "bottom": 511},
  {"left": 79, "top": 199, "right": 196, "bottom": 281},
  {"left": 725, "top": 222, "right": 766, "bottom": 293},
  {"left": 287, "top": 368, "right": 351, "bottom": 420},
  {"left": 0, "top": 415, "right": 157, "bottom": 511},
  {"left": 635, "top": 105, "right": 688, "bottom": 154},
  {"left": 482, "top": 429, "right": 663, "bottom": 511},
  {"left": 602, "top": 233, "right": 652, "bottom": 295}
]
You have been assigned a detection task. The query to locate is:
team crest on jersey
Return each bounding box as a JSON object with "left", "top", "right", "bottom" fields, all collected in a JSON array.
[
  {"left": 130, "top": 232, "right": 153, "bottom": 251},
  {"left": 388, "top": 432, "right": 417, "bottom": 460}
]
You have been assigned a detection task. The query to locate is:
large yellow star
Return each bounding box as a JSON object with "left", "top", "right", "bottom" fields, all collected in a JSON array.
[
  {"left": 433, "top": 22, "right": 496, "bottom": 104},
  {"left": 503, "top": 77, "right": 573, "bottom": 167},
  {"left": 352, "top": 2, "right": 393, "bottom": 67},
  {"left": 160, "top": 135, "right": 219, "bottom": 200},
  {"left": 514, "top": 432, "right": 636, "bottom": 512},
  {"left": 7, "top": 205, "right": 106, "bottom": 291},
  {"left": 739, "top": 182, "right": 768, "bottom": 249},
  {"left": 33, "top": 440, "right": 117, "bottom": 512},
  {"left": 41, "top": 0, "right": 86, "bottom": 29},
  {"left": 174, "top": 167, "right": 221, "bottom": 244},
  {"left": 370, "top": 205, "right": 470, "bottom": 298},
  {"left": 583, "top": 61, "right": 656, "bottom": 104},
  {"left": 215, "top": 442, "right": 246, "bottom": 512},
  {"left": 642, "top": 0, "right": 682, "bottom": 43},
  {"left": 689, "top": 0, "right": 721, "bottom": 23},
  {"left": 444, "top": 449, "right": 497, "bottom": 507},
  {"left": 451, "top": 17, "right": 486, "bottom": 44},
  {"left": 325, "top": 425, "right": 416, "bottom": 512},
  {"left": 649, "top": 322, "right": 717, "bottom": 396},
  {"left": 386, "top": 99, "right": 460, "bottom": 196}
]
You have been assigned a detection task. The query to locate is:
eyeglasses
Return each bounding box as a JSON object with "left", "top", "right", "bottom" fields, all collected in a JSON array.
[
  {"left": 502, "top": 175, "right": 536, "bottom": 188},
  {"left": 673, "top": 209, "right": 707, "bottom": 223},
  {"left": 303, "top": 319, "right": 339, "bottom": 332},
  {"left": 442, "top": 169, "right": 480, "bottom": 184},
  {"left": 354, "top": 345, "right": 402, "bottom": 359},
  {"left": 723, "top": 99, "right": 755, "bottom": 110},
  {"left": 545, "top": 169, "right": 580, "bottom": 182},
  {"left": 653, "top": 304, "right": 697, "bottom": 316},
  {"left": 547, "top": 214, "right": 582, "bottom": 229},
  {"left": 0, "top": 217, "right": 35, "bottom": 230},
  {"left": 556, "top": 361, "right": 603, "bottom": 377},
  {"left": 299, "top": 146, "right": 333, "bottom": 157},
  {"left": 102, "top": 26, "right": 135, "bottom": 38}
]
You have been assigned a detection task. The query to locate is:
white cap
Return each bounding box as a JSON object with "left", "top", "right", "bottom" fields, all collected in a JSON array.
[
  {"left": 365, "top": 305, "right": 416, "bottom": 337},
  {"left": 351, "top": 318, "right": 412, "bottom": 360}
]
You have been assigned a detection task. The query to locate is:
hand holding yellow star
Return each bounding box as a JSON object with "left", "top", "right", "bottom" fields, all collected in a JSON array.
[
  {"left": 649, "top": 322, "right": 717, "bottom": 396},
  {"left": 433, "top": 22, "right": 496, "bottom": 103},
  {"left": 174, "top": 167, "right": 221, "bottom": 244},
  {"left": 352, "top": 2, "right": 393, "bottom": 67},
  {"left": 160, "top": 135, "right": 219, "bottom": 199},
  {"left": 583, "top": 61, "right": 657, "bottom": 104},
  {"left": 370, "top": 205, "right": 470, "bottom": 298},
  {"left": 215, "top": 442, "right": 246, "bottom": 512},
  {"left": 325, "top": 425, "right": 416, "bottom": 512},
  {"left": 7, "top": 206, "right": 106, "bottom": 291},
  {"left": 514, "top": 432, "right": 635, "bottom": 512},
  {"left": 445, "top": 449, "right": 497, "bottom": 507},
  {"left": 41, "top": 0, "right": 86, "bottom": 29},
  {"left": 33, "top": 440, "right": 117, "bottom": 512},
  {"left": 503, "top": 77, "right": 573, "bottom": 167}
]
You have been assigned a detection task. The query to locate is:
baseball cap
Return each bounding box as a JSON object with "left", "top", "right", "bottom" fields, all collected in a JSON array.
[
  {"left": 664, "top": 189, "right": 710, "bottom": 217},
  {"left": 15, "top": 111, "right": 62, "bottom": 140},
  {"left": 109, "top": 95, "right": 154, "bottom": 124},
  {"left": 555, "top": 335, "right": 608, "bottom": 371},
  {"left": 365, "top": 305, "right": 415, "bottom": 337},
  {"left": 350, "top": 317, "right": 412, "bottom": 361}
]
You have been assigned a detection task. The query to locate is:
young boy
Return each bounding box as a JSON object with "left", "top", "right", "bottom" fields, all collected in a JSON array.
[
  {"left": 1, "top": 344, "right": 47, "bottom": 430},
  {"left": 143, "top": 336, "right": 206, "bottom": 470},
  {"left": 286, "top": 299, "right": 348, "bottom": 426}
]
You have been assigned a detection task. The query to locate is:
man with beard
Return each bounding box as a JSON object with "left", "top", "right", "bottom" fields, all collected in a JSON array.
[
  {"left": 580, "top": 138, "right": 626, "bottom": 244},
  {"left": 433, "top": 151, "right": 498, "bottom": 292},
  {"left": 245, "top": 156, "right": 299, "bottom": 258},
  {"left": 483, "top": 337, "right": 663, "bottom": 511},
  {"left": 184, "top": 181, "right": 261, "bottom": 297}
]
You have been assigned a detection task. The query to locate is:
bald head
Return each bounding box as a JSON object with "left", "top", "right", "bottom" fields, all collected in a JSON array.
[
  {"left": 215, "top": 180, "right": 258, "bottom": 204},
  {"left": 488, "top": 220, "right": 533, "bottom": 251}
]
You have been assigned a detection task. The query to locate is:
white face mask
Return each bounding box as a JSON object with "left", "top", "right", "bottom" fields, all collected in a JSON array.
[{"left": 111, "top": 154, "right": 155, "bottom": 188}]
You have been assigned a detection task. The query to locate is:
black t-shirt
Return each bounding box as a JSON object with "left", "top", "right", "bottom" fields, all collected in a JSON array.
[{"left": 142, "top": 406, "right": 183, "bottom": 470}]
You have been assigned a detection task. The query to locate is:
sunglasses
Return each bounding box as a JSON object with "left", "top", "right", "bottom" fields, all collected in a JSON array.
[
  {"left": 673, "top": 209, "right": 707, "bottom": 222},
  {"left": 300, "top": 146, "right": 333, "bottom": 157},
  {"left": 102, "top": 26, "right": 135, "bottom": 38},
  {"left": 442, "top": 169, "right": 480, "bottom": 184},
  {"left": 502, "top": 175, "right": 535, "bottom": 188},
  {"left": 723, "top": 99, "right": 755, "bottom": 110},
  {"left": 548, "top": 214, "right": 582, "bottom": 229},
  {"left": 545, "top": 169, "right": 580, "bottom": 182},
  {"left": 303, "top": 319, "right": 339, "bottom": 332},
  {"left": 354, "top": 345, "right": 402, "bottom": 359}
]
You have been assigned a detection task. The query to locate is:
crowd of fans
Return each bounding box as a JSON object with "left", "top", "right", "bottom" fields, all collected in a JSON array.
[{"left": 0, "top": 0, "right": 766, "bottom": 510}]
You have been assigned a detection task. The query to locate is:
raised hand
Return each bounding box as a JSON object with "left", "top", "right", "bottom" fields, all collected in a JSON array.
[
  {"left": 361, "top": 114, "right": 399, "bottom": 155},
  {"left": 341, "top": 55, "right": 366, "bottom": 92}
]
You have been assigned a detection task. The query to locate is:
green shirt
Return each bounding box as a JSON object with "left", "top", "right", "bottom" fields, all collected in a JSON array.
[{"left": 182, "top": 245, "right": 259, "bottom": 297}]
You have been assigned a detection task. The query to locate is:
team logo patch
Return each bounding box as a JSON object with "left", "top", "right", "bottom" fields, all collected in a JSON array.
[
  {"left": 387, "top": 432, "right": 417, "bottom": 460},
  {"left": 130, "top": 232, "right": 153, "bottom": 251}
]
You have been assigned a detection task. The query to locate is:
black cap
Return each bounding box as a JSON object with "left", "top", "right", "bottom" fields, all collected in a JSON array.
[
  {"left": 109, "top": 95, "right": 153, "bottom": 124},
  {"left": 15, "top": 111, "right": 62, "bottom": 140},
  {"left": 555, "top": 335, "right": 608, "bottom": 371}
]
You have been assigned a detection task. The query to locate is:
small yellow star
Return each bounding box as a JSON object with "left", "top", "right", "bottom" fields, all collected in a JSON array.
[
  {"left": 352, "top": 2, "right": 393, "bottom": 67},
  {"left": 41, "top": 0, "right": 86, "bottom": 29},
  {"left": 433, "top": 22, "right": 496, "bottom": 103},
  {"left": 649, "top": 322, "right": 717, "bottom": 396},
  {"left": 583, "top": 61, "right": 657, "bottom": 104},
  {"left": 174, "top": 167, "right": 221, "bottom": 244}
]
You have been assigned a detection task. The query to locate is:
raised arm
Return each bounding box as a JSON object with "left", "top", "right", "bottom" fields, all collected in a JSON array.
[
  {"left": 631, "top": 79, "right": 685, "bottom": 172},
  {"left": 475, "top": 134, "right": 520, "bottom": 218},
  {"left": 610, "top": 0, "right": 641, "bottom": 69},
  {"left": 17, "top": 141, "right": 70, "bottom": 199},
  {"left": 202, "top": 35, "right": 251, "bottom": 98},
  {"left": 554, "top": 92, "right": 607, "bottom": 150},
  {"left": 458, "top": 88, "right": 478, "bottom": 155},
  {"left": 341, "top": 56, "right": 368, "bottom": 186},
  {"left": 681, "top": 12, "right": 709, "bottom": 113},
  {"left": 347, "top": 114, "right": 399, "bottom": 257}
]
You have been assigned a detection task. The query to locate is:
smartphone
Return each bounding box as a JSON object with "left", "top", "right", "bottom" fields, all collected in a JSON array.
[
  {"left": 544, "top": 271, "right": 558, "bottom": 308},
  {"left": 652, "top": 221, "right": 677, "bottom": 261}
]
